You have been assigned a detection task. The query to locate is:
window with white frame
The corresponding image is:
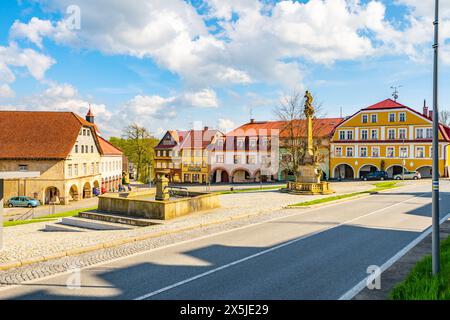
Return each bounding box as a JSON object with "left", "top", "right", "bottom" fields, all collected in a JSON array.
[
  {"left": 68, "top": 164, "right": 72, "bottom": 177},
  {"left": 399, "top": 112, "right": 406, "bottom": 122},
  {"left": 389, "top": 113, "right": 396, "bottom": 122},
  {"left": 261, "top": 137, "right": 269, "bottom": 146},
  {"left": 416, "top": 146, "right": 425, "bottom": 158},
  {"left": 387, "top": 147, "right": 395, "bottom": 158},
  {"left": 372, "top": 147, "right": 380, "bottom": 158},
  {"left": 346, "top": 130, "right": 353, "bottom": 140},
  {"left": 400, "top": 146, "right": 408, "bottom": 158},
  {"left": 362, "top": 114, "right": 368, "bottom": 123},
  {"left": 426, "top": 128, "right": 433, "bottom": 139},
  {"left": 360, "top": 147, "right": 368, "bottom": 157},
  {"left": 234, "top": 155, "right": 242, "bottom": 164},
  {"left": 398, "top": 128, "right": 407, "bottom": 140},
  {"left": 237, "top": 139, "right": 245, "bottom": 148},
  {"left": 74, "top": 164, "right": 78, "bottom": 176},
  {"left": 217, "top": 139, "right": 224, "bottom": 147},
  {"left": 388, "top": 128, "right": 396, "bottom": 140},
  {"left": 216, "top": 155, "right": 224, "bottom": 163},
  {"left": 416, "top": 128, "right": 424, "bottom": 139},
  {"left": 339, "top": 131, "right": 345, "bottom": 140},
  {"left": 249, "top": 138, "right": 257, "bottom": 148},
  {"left": 371, "top": 129, "right": 378, "bottom": 140},
  {"left": 335, "top": 147, "right": 343, "bottom": 157},
  {"left": 247, "top": 155, "right": 256, "bottom": 164},
  {"left": 371, "top": 114, "right": 377, "bottom": 123},
  {"left": 361, "top": 129, "right": 368, "bottom": 140},
  {"left": 346, "top": 147, "right": 354, "bottom": 157}
]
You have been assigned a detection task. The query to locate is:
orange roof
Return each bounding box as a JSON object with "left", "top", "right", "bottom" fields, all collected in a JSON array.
[
  {"left": 0, "top": 111, "right": 98, "bottom": 159},
  {"left": 98, "top": 136, "right": 123, "bottom": 155},
  {"left": 228, "top": 118, "right": 343, "bottom": 138}
]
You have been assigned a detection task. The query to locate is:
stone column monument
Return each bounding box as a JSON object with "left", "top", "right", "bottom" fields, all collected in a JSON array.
[
  {"left": 155, "top": 170, "right": 170, "bottom": 201},
  {"left": 284, "top": 91, "right": 333, "bottom": 195}
]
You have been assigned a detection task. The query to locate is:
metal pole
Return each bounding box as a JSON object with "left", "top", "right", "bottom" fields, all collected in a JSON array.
[{"left": 432, "top": 0, "right": 440, "bottom": 275}]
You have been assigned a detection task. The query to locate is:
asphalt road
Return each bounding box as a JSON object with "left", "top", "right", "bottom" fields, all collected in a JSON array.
[{"left": 0, "top": 181, "right": 449, "bottom": 300}]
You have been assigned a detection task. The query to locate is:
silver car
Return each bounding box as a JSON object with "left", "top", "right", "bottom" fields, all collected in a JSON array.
[{"left": 393, "top": 171, "right": 421, "bottom": 180}]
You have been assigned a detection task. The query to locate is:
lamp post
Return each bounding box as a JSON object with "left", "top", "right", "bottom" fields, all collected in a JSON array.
[{"left": 431, "top": 0, "right": 440, "bottom": 275}]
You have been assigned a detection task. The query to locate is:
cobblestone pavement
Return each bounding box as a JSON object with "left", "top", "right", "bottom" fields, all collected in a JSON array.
[{"left": 0, "top": 181, "right": 398, "bottom": 286}]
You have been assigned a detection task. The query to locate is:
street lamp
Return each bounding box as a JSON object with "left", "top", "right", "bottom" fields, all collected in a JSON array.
[{"left": 431, "top": 0, "right": 440, "bottom": 275}]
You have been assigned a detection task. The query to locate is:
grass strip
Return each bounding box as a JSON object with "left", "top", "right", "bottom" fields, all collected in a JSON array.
[
  {"left": 3, "top": 207, "right": 98, "bottom": 227},
  {"left": 288, "top": 181, "right": 398, "bottom": 207},
  {"left": 390, "top": 235, "right": 450, "bottom": 300}
]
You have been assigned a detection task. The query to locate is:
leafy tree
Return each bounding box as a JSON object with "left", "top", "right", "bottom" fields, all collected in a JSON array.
[{"left": 109, "top": 124, "right": 159, "bottom": 183}]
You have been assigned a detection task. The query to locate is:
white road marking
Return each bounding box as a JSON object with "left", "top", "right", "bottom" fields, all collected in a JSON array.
[
  {"left": 339, "top": 211, "right": 450, "bottom": 300},
  {"left": 134, "top": 191, "right": 429, "bottom": 300}
]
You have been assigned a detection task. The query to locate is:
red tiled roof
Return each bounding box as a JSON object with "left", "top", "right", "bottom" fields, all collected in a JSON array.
[
  {"left": 363, "top": 99, "right": 406, "bottom": 110},
  {"left": 0, "top": 111, "right": 97, "bottom": 159},
  {"left": 227, "top": 118, "right": 343, "bottom": 138},
  {"left": 179, "top": 129, "right": 222, "bottom": 149},
  {"left": 98, "top": 136, "right": 123, "bottom": 155}
]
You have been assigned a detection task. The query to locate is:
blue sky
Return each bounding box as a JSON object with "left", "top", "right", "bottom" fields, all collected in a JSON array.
[{"left": 1, "top": 0, "right": 449, "bottom": 137}]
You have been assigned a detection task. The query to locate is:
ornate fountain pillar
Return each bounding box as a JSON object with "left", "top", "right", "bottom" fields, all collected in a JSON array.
[{"left": 155, "top": 170, "right": 170, "bottom": 201}]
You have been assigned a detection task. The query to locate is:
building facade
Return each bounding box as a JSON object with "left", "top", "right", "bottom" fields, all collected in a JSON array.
[
  {"left": 330, "top": 99, "right": 450, "bottom": 179},
  {"left": 98, "top": 136, "right": 123, "bottom": 191},
  {"left": 0, "top": 110, "right": 103, "bottom": 204}
]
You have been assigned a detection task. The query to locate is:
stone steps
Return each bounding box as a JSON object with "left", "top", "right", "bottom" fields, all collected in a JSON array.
[
  {"left": 79, "top": 211, "right": 160, "bottom": 227},
  {"left": 60, "top": 217, "right": 134, "bottom": 230},
  {"left": 44, "top": 223, "right": 88, "bottom": 232}
]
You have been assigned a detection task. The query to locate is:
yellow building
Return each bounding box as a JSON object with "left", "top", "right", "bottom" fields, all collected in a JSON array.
[
  {"left": 155, "top": 127, "right": 223, "bottom": 183},
  {"left": 330, "top": 99, "right": 450, "bottom": 179}
]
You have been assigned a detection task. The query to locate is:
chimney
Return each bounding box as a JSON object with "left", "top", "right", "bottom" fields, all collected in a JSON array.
[
  {"left": 423, "top": 100, "right": 428, "bottom": 117},
  {"left": 203, "top": 126, "right": 209, "bottom": 131},
  {"left": 250, "top": 119, "right": 255, "bottom": 123},
  {"left": 429, "top": 110, "right": 433, "bottom": 119}
]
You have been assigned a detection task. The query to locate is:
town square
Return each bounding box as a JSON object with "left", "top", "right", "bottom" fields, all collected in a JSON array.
[{"left": 1, "top": 0, "right": 450, "bottom": 309}]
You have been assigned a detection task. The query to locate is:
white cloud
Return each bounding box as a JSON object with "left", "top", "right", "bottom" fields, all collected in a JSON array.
[
  {"left": 0, "top": 42, "right": 55, "bottom": 81},
  {"left": 0, "top": 84, "right": 15, "bottom": 98},
  {"left": 20, "top": 0, "right": 413, "bottom": 89},
  {"left": 10, "top": 17, "right": 54, "bottom": 49},
  {"left": 183, "top": 88, "right": 219, "bottom": 108},
  {"left": 217, "top": 118, "right": 236, "bottom": 133}
]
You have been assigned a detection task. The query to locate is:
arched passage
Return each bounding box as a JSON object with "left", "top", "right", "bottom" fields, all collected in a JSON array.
[
  {"left": 333, "top": 164, "right": 355, "bottom": 179},
  {"left": 212, "top": 168, "right": 229, "bottom": 183},
  {"left": 69, "top": 185, "right": 79, "bottom": 202},
  {"left": 231, "top": 169, "right": 251, "bottom": 183},
  {"left": 45, "top": 186, "right": 60, "bottom": 204},
  {"left": 253, "top": 170, "right": 261, "bottom": 182},
  {"left": 83, "top": 182, "right": 92, "bottom": 199},
  {"left": 416, "top": 166, "right": 432, "bottom": 178},
  {"left": 358, "top": 164, "right": 379, "bottom": 178},
  {"left": 386, "top": 165, "right": 407, "bottom": 179}
]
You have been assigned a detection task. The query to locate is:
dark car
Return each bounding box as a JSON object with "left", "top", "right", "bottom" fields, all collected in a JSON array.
[{"left": 361, "top": 171, "right": 389, "bottom": 181}]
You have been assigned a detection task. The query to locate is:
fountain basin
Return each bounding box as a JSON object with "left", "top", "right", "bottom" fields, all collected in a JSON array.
[{"left": 98, "top": 190, "right": 220, "bottom": 220}]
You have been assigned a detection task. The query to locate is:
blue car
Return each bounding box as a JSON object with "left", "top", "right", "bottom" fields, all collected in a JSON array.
[{"left": 7, "top": 196, "right": 40, "bottom": 208}]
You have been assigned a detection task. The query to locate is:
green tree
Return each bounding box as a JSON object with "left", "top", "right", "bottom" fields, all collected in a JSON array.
[{"left": 109, "top": 124, "right": 159, "bottom": 183}]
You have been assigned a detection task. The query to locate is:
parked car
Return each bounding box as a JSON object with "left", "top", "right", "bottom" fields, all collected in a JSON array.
[
  {"left": 7, "top": 196, "right": 40, "bottom": 208},
  {"left": 393, "top": 171, "right": 421, "bottom": 180},
  {"left": 361, "top": 171, "right": 389, "bottom": 181}
]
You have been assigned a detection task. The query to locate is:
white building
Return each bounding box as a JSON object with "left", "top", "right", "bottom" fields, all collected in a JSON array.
[{"left": 98, "top": 136, "right": 123, "bottom": 191}]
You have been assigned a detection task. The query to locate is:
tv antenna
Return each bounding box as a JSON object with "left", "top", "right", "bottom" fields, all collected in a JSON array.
[{"left": 390, "top": 85, "right": 402, "bottom": 101}]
